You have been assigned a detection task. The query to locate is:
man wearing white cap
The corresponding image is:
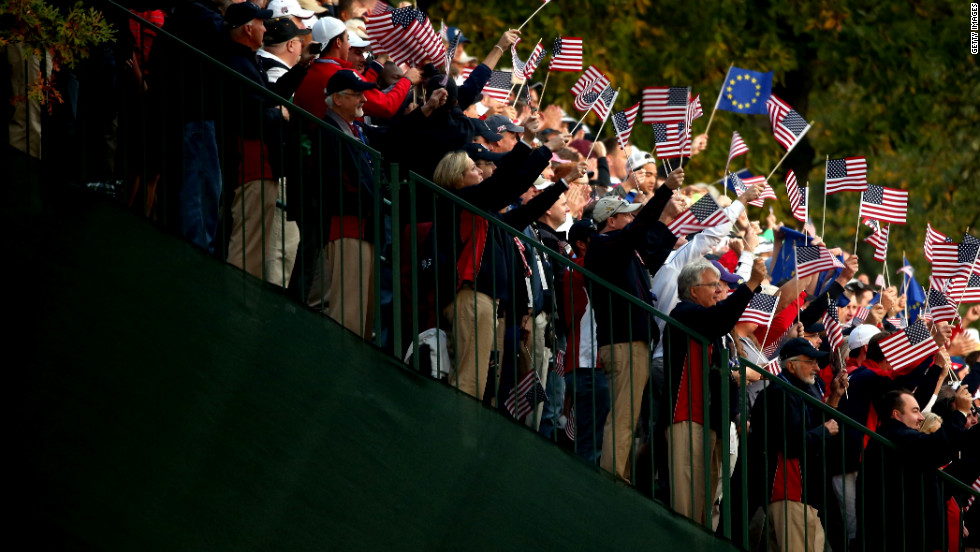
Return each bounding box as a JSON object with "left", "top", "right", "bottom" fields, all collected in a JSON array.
[
  {"left": 267, "top": 0, "right": 316, "bottom": 28},
  {"left": 293, "top": 16, "right": 420, "bottom": 121}
]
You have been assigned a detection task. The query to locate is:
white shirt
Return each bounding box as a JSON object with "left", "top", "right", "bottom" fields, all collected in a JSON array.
[
  {"left": 651, "top": 199, "right": 746, "bottom": 359},
  {"left": 257, "top": 48, "right": 292, "bottom": 84}
]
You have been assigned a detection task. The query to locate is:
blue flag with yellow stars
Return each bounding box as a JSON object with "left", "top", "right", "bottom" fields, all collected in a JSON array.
[
  {"left": 717, "top": 67, "right": 772, "bottom": 115},
  {"left": 898, "top": 256, "right": 925, "bottom": 323}
]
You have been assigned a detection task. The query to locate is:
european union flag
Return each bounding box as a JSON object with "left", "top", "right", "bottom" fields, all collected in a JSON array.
[
  {"left": 898, "top": 256, "right": 925, "bottom": 323},
  {"left": 768, "top": 226, "right": 810, "bottom": 284},
  {"left": 717, "top": 67, "right": 773, "bottom": 115}
]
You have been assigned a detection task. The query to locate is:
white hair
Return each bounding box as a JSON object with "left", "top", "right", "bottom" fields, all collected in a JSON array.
[{"left": 677, "top": 258, "right": 720, "bottom": 301}]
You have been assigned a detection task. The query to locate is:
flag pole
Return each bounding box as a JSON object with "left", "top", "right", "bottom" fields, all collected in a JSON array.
[
  {"left": 586, "top": 88, "right": 619, "bottom": 159},
  {"left": 765, "top": 122, "right": 813, "bottom": 181},
  {"left": 569, "top": 101, "right": 596, "bottom": 135},
  {"left": 902, "top": 252, "right": 910, "bottom": 327},
  {"left": 517, "top": 1, "right": 551, "bottom": 32},
  {"left": 793, "top": 243, "right": 802, "bottom": 327},
  {"left": 703, "top": 62, "right": 733, "bottom": 137},
  {"left": 822, "top": 154, "right": 828, "bottom": 238},
  {"left": 535, "top": 69, "right": 551, "bottom": 112},
  {"left": 722, "top": 156, "right": 731, "bottom": 199},
  {"left": 853, "top": 212, "right": 861, "bottom": 255},
  {"left": 679, "top": 86, "right": 692, "bottom": 170},
  {"left": 511, "top": 79, "right": 527, "bottom": 107}
]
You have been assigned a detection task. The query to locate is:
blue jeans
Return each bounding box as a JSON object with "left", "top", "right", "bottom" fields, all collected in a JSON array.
[
  {"left": 179, "top": 120, "right": 222, "bottom": 253},
  {"left": 564, "top": 369, "right": 610, "bottom": 465},
  {"left": 538, "top": 368, "right": 565, "bottom": 439}
]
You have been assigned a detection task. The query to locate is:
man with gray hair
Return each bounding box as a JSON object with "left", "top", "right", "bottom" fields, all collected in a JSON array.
[{"left": 663, "top": 255, "right": 767, "bottom": 525}]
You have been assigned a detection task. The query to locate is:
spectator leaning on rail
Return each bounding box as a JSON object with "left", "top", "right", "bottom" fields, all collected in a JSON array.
[
  {"left": 664, "top": 255, "right": 767, "bottom": 525},
  {"left": 431, "top": 116, "right": 563, "bottom": 401},
  {"left": 859, "top": 327, "right": 974, "bottom": 552},
  {"left": 584, "top": 168, "right": 683, "bottom": 483},
  {"left": 220, "top": 1, "right": 315, "bottom": 281},
  {"left": 750, "top": 338, "right": 848, "bottom": 552},
  {"left": 288, "top": 69, "right": 392, "bottom": 336}
]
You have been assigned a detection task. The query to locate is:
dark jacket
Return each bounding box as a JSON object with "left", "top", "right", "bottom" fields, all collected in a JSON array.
[
  {"left": 665, "top": 283, "right": 754, "bottom": 430},
  {"left": 749, "top": 370, "right": 834, "bottom": 509},
  {"left": 584, "top": 183, "right": 677, "bottom": 349},
  {"left": 433, "top": 142, "right": 551, "bottom": 310},
  {"left": 859, "top": 413, "right": 969, "bottom": 552}
]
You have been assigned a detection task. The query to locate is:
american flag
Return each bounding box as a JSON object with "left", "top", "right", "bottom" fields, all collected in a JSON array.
[
  {"left": 766, "top": 95, "right": 810, "bottom": 150},
  {"left": 570, "top": 65, "right": 606, "bottom": 96},
  {"left": 689, "top": 94, "right": 704, "bottom": 120},
  {"left": 763, "top": 358, "right": 781, "bottom": 375},
  {"left": 370, "top": 0, "right": 393, "bottom": 15},
  {"left": 442, "top": 22, "right": 461, "bottom": 71},
  {"left": 642, "top": 86, "right": 690, "bottom": 124},
  {"left": 652, "top": 121, "right": 690, "bottom": 159},
  {"left": 859, "top": 184, "right": 909, "bottom": 225},
  {"left": 482, "top": 70, "right": 514, "bottom": 102},
  {"left": 552, "top": 349, "right": 565, "bottom": 376},
  {"left": 795, "top": 245, "right": 845, "bottom": 278},
  {"left": 862, "top": 218, "right": 890, "bottom": 262},
  {"left": 676, "top": 88, "right": 696, "bottom": 156},
  {"left": 612, "top": 103, "right": 641, "bottom": 151},
  {"left": 504, "top": 370, "right": 548, "bottom": 419},
  {"left": 564, "top": 406, "right": 576, "bottom": 442},
  {"left": 930, "top": 240, "right": 980, "bottom": 279},
  {"left": 822, "top": 303, "right": 846, "bottom": 351},
  {"left": 511, "top": 39, "right": 546, "bottom": 81},
  {"left": 925, "top": 223, "right": 953, "bottom": 262},
  {"left": 825, "top": 156, "right": 868, "bottom": 194},
  {"left": 550, "top": 36, "right": 583, "bottom": 72},
  {"left": 728, "top": 131, "right": 749, "bottom": 164},
  {"left": 946, "top": 272, "right": 980, "bottom": 303},
  {"left": 852, "top": 292, "right": 880, "bottom": 326},
  {"left": 879, "top": 320, "right": 939, "bottom": 372},
  {"left": 886, "top": 317, "right": 908, "bottom": 329},
  {"left": 591, "top": 86, "right": 618, "bottom": 122},
  {"left": 459, "top": 67, "right": 473, "bottom": 82},
  {"left": 727, "top": 173, "right": 777, "bottom": 207},
  {"left": 365, "top": 6, "right": 445, "bottom": 66},
  {"left": 667, "top": 193, "right": 728, "bottom": 235},
  {"left": 737, "top": 293, "right": 779, "bottom": 326},
  {"left": 927, "top": 288, "right": 960, "bottom": 324},
  {"left": 786, "top": 170, "right": 807, "bottom": 223}
]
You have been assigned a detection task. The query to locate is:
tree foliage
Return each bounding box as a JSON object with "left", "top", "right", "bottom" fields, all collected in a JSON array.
[{"left": 431, "top": 0, "right": 980, "bottom": 278}]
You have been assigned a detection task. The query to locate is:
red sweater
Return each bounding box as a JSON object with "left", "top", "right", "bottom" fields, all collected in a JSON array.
[{"left": 293, "top": 57, "right": 411, "bottom": 120}]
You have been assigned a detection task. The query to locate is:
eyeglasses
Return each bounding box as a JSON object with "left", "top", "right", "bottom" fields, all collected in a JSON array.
[
  {"left": 692, "top": 281, "right": 724, "bottom": 289},
  {"left": 790, "top": 358, "right": 819, "bottom": 366}
]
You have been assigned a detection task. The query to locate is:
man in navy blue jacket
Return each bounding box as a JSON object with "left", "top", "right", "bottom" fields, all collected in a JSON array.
[{"left": 583, "top": 170, "right": 682, "bottom": 482}]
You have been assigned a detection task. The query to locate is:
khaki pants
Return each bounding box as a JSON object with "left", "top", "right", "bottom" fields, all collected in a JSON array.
[
  {"left": 306, "top": 238, "right": 375, "bottom": 338},
  {"left": 227, "top": 179, "right": 278, "bottom": 280},
  {"left": 444, "top": 288, "right": 496, "bottom": 400},
  {"left": 264, "top": 182, "right": 300, "bottom": 288},
  {"left": 6, "top": 43, "right": 47, "bottom": 159},
  {"left": 597, "top": 341, "right": 649, "bottom": 481},
  {"left": 768, "top": 500, "right": 825, "bottom": 552},
  {"left": 667, "top": 420, "right": 721, "bottom": 525},
  {"left": 526, "top": 311, "right": 551, "bottom": 429}
]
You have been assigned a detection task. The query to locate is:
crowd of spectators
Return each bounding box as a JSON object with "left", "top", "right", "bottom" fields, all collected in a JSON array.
[{"left": 13, "top": 0, "right": 980, "bottom": 549}]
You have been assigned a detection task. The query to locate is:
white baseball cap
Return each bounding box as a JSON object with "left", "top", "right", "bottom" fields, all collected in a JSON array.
[
  {"left": 848, "top": 324, "right": 881, "bottom": 350},
  {"left": 311, "top": 16, "right": 346, "bottom": 44},
  {"left": 267, "top": 0, "right": 315, "bottom": 20},
  {"left": 347, "top": 30, "right": 370, "bottom": 48}
]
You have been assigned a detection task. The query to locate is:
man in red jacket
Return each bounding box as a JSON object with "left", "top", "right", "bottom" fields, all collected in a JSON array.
[{"left": 293, "top": 16, "right": 420, "bottom": 121}]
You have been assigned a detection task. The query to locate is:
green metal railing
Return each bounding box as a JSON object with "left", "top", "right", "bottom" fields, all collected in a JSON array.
[{"left": 40, "top": 3, "right": 980, "bottom": 550}]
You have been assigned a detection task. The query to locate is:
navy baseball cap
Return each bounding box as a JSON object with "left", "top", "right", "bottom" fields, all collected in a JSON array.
[
  {"left": 463, "top": 143, "right": 506, "bottom": 163},
  {"left": 326, "top": 70, "right": 377, "bottom": 95},
  {"left": 471, "top": 118, "right": 502, "bottom": 142},
  {"left": 224, "top": 2, "right": 273, "bottom": 29},
  {"left": 779, "top": 337, "right": 830, "bottom": 361}
]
